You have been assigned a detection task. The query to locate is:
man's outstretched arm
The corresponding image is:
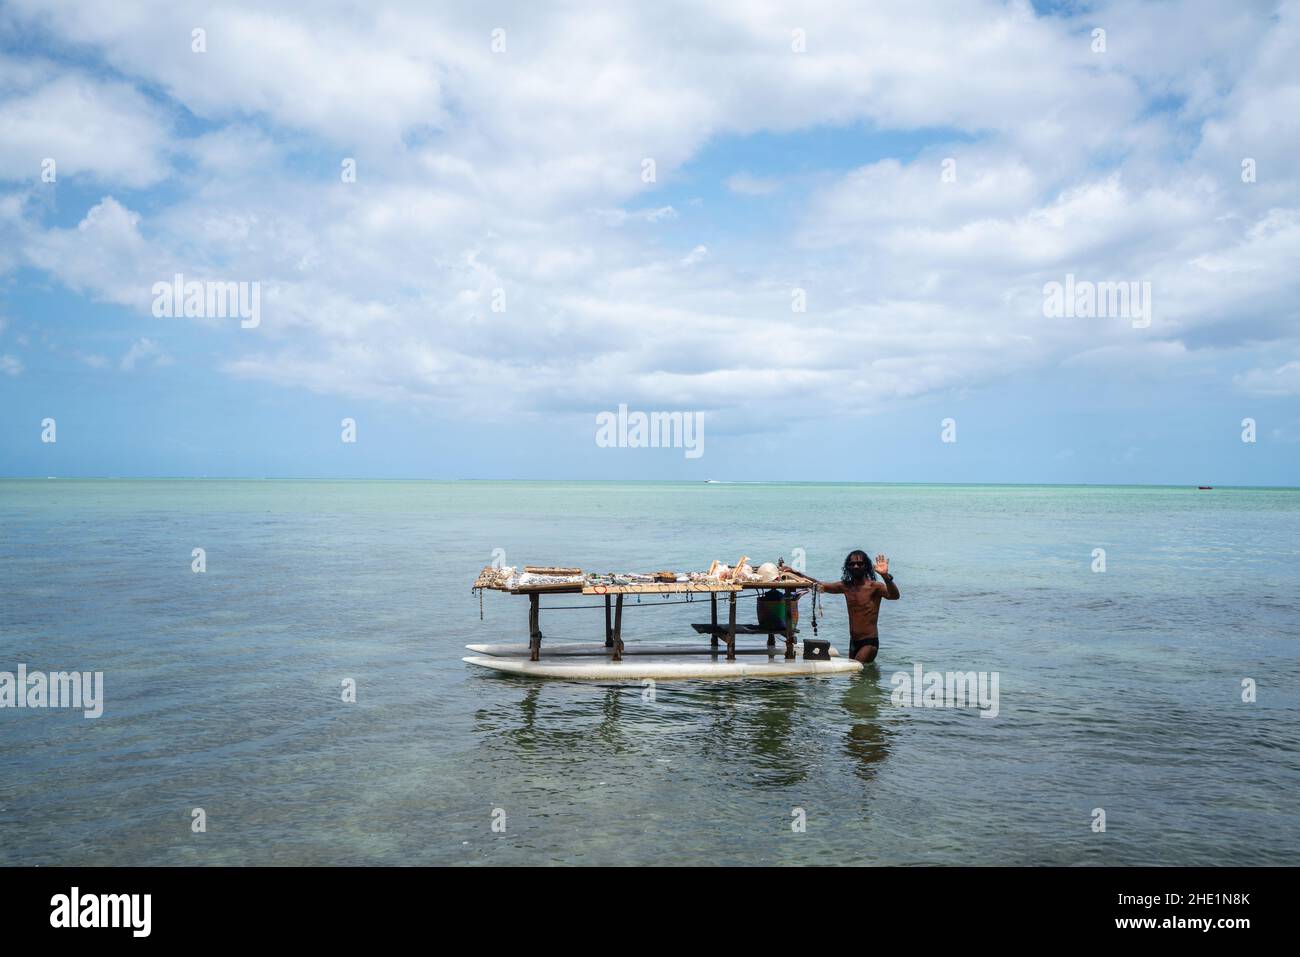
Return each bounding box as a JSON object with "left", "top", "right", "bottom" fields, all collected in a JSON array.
[{"left": 876, "top": 554, "right": 901, "bottom": 599}]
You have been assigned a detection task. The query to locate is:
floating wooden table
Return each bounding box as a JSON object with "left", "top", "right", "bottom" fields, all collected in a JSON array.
[
  {"left": 494, "top": 578, "right": 814, "bottom": 662},
  {"left": 576, "top": 580, "right": 741, "bottom": 662}
]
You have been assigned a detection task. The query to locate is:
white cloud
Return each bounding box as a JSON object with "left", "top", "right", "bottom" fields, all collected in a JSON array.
[
  {"left": 1060, "top": 341, "right": 1190, "bottom": 370},
  {"left": 1, "top": 353, "right": 23, "bottom": 375},
  {"left": 680, "top": 245, "right": 709, "bottom": 266},
  {"left": 1235, "top": 360, "right": 1300, "bottom": 396},
  {"left": 120, "top": 337, "right": 170, "bottom": 371},
  {"left": 0, "top": 0, "right": 1296, "bottom": 424},
  {"left": 725, "top": 172, "right": 779, "bottom": 196},
  {"left": 23, "top": 197, "right": 160, "bottom": 310},
  {"left": 0, "top": 57, "right": 172, "bottom": 186},
  {"left": 4, "top": 5, "right": 444, "bottom": 149}
]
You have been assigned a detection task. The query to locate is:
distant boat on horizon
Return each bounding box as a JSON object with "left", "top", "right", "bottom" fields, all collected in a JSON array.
[{"left": 1198, "top": 486, "right": 1213, "bottom": 490}]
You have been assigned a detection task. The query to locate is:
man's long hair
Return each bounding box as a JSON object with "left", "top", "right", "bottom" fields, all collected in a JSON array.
[{"left": 841, "top": 549, "right": 877, "bottom": 584}]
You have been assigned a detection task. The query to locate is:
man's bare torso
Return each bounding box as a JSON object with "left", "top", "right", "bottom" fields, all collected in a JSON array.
[{"left": 822, "top": 579, "right": 888, "bottom": 639}]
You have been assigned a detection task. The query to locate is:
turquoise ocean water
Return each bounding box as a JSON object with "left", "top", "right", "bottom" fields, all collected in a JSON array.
[{"left": 1, "top": 480, "right": 1297, "bottom": 865}]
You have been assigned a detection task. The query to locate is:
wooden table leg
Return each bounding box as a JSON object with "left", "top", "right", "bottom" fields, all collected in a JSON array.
[
  {"left": 529, "top": 593, "right": 541, "bottom": 661},
  {"left": 726, "top": 592, "right": 737, "bottom": 661},
  {"left": 612, "top": 594, "right": 624, "bottom": 661},
  {"left": 710, "top": 593, "right": 719, "bottom": 653},
  {"left": 604, "top": 595, "right": 613, "bottom": 647},
  {"left": 784, "top": 595, "right": 796, "bottom": 659}
]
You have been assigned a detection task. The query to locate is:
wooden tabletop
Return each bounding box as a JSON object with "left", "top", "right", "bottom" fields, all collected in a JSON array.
[
  {"left": 500, "top": 579, "right": 812, "bottom": 595},
  {"left": 580, "top": 581, "right": 742, "bottom": 595}
]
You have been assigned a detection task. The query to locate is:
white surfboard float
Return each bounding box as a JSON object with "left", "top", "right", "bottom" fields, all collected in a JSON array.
[
  {"left": 465, "top": 641, "right": 838, "bottom": 658},
  {"left": 462, "top": 654, "right": 862, "bottom": 680}
]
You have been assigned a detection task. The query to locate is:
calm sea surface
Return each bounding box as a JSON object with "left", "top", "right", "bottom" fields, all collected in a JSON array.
[{"left": 1, "top": 480, "right": 1297, "bottom": 865}]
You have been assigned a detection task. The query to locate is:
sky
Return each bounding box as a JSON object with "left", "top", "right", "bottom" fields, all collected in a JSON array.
[{"left": 0, "top": 0, "right": 1297, "bottom": 484}]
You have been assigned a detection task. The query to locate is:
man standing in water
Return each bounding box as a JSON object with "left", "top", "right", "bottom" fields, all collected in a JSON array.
[{"left": 815, "top": 550, "right": 900, "bottom": 663}]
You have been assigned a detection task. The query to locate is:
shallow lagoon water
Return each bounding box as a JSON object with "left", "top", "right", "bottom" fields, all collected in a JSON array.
[{"left": 1, "top": 480, "right": 1297, "bottom": 865}]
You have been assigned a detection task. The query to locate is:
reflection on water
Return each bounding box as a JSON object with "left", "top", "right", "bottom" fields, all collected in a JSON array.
[
  {"left": 474, "top": 678, "right": 681, "bottom": 763},
  {"left": 470, "top": 672, "right": 873, "bottom": 792},
  {"left": 840, "top": 667, "right": 895, "bottom": 784},
  {"left": 693, "top": 680, "right": 816, "bottom": 788}
]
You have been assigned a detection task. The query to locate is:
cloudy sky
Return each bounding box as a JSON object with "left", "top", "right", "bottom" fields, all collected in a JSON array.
[{"left": 1, "top": 0, "right": 1297, "bottom": 483}]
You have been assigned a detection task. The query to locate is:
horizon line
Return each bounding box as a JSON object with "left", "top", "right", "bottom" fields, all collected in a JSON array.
[{"left": 2, "top": 477, "right": 1296, "bottom": 491}]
